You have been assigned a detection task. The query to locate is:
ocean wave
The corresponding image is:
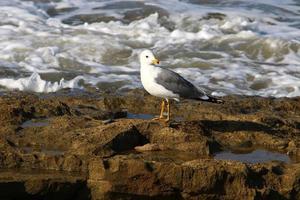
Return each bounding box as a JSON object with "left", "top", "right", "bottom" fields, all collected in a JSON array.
[
  {"left": 0, "top": 0, "right": 299, "bottom": 97},
  {"left": 0, "top": 73, "right": 83, "bottom": 93}
]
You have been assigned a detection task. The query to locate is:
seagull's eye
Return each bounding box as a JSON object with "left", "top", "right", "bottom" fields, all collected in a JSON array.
[{"left": 146, "top": 56, "right": 148, "bottom": 58}]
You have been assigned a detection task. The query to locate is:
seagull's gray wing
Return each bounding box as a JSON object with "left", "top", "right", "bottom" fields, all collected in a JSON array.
[{"left": 155, "top": 66, "right": 208, "bottom": 100}]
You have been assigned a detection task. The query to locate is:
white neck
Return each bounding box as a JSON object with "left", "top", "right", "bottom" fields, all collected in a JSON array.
[
  {"left": 141, "top": 63, "right": 155, "bottom": 71},
  {"left": 140, "top": 63, "right": 156, "bottom": 78},
  {"left": 141, "top": 63, "right": 154, "bottom": 68}
]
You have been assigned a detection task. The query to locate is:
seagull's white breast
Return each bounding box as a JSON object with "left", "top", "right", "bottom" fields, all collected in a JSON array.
[{"left": 140, "top": 65, "right": 179, "bottom": 99}]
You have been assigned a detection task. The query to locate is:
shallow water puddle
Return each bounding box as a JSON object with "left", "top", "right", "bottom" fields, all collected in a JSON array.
[
  {"left": 214, "top": 149, "right": 291, "bottom": 164},
  {"left": 21, "top": 119, "right": 49, "bottom": 128}
]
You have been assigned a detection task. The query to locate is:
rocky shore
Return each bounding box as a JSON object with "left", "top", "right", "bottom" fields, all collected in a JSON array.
[{"left": 0, "top": 89, "right": 300, "bottom": 199}]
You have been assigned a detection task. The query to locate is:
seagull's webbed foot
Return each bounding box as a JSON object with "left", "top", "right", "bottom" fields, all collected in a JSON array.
[
  {"left": 152, "top": 99, "right": 171, "bottom": 123},
  {"left": 152, "top": 116, "right": 164, "bottom": 121},
  {"left": 152, "top": 99, "right": 166, "bottom": 121}
]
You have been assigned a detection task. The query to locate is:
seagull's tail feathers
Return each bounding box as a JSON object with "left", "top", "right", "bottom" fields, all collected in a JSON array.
[{"left": 196, "top": 94, "right": 224, "bottom": 104}]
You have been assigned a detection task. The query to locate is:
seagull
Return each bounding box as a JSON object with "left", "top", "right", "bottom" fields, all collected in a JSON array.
[{"left": 139, "top": 49, "right": 224, "bottom": 122}]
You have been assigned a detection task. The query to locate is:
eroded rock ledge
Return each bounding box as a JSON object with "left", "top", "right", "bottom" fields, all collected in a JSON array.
[{"left": 0, "top": 89, "right": 300, "bottom": 199}]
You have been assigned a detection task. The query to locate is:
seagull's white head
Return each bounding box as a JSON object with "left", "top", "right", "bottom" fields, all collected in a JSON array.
[{"left": 139, "top": 49, "right": 160, "bottom": 66}]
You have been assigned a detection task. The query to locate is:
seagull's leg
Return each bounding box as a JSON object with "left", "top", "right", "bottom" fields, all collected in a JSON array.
[
  {"left": 165, "top": 99, "right": 170, "bottom": 122},
  {"left": 152, "top": 99, "right": 165, "bottom": 120},
  {"left": 159, "top": 99, "right": 165, "bottom": 119}
]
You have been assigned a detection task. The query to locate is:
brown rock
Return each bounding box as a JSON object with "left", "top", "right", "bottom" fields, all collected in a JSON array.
[{"left": 0, "top": 90, "right": 299, "bottom": 199}]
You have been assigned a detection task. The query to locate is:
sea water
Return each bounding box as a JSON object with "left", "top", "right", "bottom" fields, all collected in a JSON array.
[{"left": 0, "top": 0, "right": 299, "bottom": 97}]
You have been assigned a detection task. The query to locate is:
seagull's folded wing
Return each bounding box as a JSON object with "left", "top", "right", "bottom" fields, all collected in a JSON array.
[{"left": 155, "top": 66, "right": 207, "bottom": 100}]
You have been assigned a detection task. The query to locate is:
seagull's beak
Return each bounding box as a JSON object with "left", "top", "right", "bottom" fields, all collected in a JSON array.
[{"left": 151, "top": 58, "right": 160, "bottom": 65}]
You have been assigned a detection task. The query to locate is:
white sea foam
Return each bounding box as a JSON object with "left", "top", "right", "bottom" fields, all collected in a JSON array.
[
  {"left": 0, "top": 73, "right": 83, "bottom": 93},
  {"left": 0, "top": 0, "right": 299, "bottom": 97}
]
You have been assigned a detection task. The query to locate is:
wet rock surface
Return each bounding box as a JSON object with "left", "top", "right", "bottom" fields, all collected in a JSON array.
[{"left": 0, "top": 89, "right": 300, "bottom": 199}]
